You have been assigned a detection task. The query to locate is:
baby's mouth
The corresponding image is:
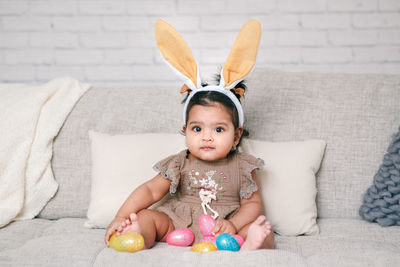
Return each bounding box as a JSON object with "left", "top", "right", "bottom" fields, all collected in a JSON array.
[{"left": 200, "top": 146, "right": 215, "bottom": 151}]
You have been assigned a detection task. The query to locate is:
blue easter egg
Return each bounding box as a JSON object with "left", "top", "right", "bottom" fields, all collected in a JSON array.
[{"left": 216, "top": 233, "right": 240, "bottom": 251}]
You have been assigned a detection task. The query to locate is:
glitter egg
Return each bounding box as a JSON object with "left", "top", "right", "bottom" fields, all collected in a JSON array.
[
  {"left": 190, "top": 242, "right": 218, "bottom": 253},
  {"left": 109, "top": 232, "right": 144, "bottom": 253},
  {"left": 216, "top": 233, "right": 240, "bottom": 252}
]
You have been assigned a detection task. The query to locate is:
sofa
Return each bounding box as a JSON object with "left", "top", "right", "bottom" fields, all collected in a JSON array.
[{"left": 1, "top": 68, "right": 400, "bottom": 266}]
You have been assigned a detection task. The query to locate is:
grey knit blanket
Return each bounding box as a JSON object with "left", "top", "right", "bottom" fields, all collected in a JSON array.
[{"left": 359, "top": 126, "right": 400, "bottom": 226}]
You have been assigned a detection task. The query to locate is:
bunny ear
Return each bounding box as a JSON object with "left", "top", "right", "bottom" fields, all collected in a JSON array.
[
  {"left": 155, "top": 19, "right": 200, "bottom": 90},
  {"left": 220, "top": 19, "right": 262, "bottom": 90}
]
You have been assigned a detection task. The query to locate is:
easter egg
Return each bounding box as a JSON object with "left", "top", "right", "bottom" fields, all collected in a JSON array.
[
  {"left": 198, "top": 214, "right": 216, "bottom": 236},
  {"left": 190, "top": 242, "right": 218, "bottom": 253},
  {"left": 109, "top": 232, "right": 144, "bottom": 253},
  {"left": 166, "top": 228, "right": 194, "bottom": 247},
  {"left": 233, "top": 234, "right": 244, "bottom": 247},
  {"left": 199, "top": 235, "right": 216, "bottom": 245},
  {"left": 216, "top": 233, "right": 240, "bottom": 252}
]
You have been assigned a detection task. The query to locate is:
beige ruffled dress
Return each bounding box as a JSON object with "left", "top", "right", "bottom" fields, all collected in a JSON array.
[{"left": 153, "top": 149, "right": 264, "bottom": 242}]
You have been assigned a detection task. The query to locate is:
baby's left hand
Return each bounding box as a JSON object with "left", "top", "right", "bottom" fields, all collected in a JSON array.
[{"left": 213, "top": 219, "right": 237, "bottom": 236}]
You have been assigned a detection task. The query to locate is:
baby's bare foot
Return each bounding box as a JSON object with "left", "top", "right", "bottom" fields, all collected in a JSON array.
[
  {"left": 117, "top": 213, "right": 141, "bottom": 236},
  {"left": 240, "top": 215, "right": 271, "bottom": 251}
]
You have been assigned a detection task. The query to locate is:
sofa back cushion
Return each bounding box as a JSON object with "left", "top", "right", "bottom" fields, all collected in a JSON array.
[{"left": 39, "top": 68, "right": 400, "bottom": 220}]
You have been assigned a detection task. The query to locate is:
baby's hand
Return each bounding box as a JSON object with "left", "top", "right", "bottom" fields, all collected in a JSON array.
[
  {"left": 104, "top": 216, "right": 130, "bottom": 245},
  {"left": 213, "top": 219, "right": 237, "bottom": 236}
]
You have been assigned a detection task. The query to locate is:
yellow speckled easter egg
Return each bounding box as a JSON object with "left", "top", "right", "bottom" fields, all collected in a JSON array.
[
  {"left": 190, "top": 242, "right": 218, "bottom": 253},
  {"left": 109, "top": 232, "right": 144, "bottom": 253}
]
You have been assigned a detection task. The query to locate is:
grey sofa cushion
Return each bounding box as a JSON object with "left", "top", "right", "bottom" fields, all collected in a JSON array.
[{"left": 40, "top": 68, "right": 400, "bottom": 221}]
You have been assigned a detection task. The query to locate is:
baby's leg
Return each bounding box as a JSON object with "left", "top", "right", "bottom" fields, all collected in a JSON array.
[
  {"left": 238, "top": 215, "right": 274, "bottom": 250},
  {"left": 117, "top": 209, "right": 174, "bottom": 249}
]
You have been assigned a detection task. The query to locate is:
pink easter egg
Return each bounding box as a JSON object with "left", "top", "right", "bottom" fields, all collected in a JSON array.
[
  {"left": 166, "top": 228, "right": 194, "bottom": 247},
  {"left": 199, "top": 235, "right": 216, "bottom": 246},
  {"left": 198, "top": 214, "right": 216, "bottom": 236},
  {"left": 233, "top": 234, "right": 244, "bottom": 247}
]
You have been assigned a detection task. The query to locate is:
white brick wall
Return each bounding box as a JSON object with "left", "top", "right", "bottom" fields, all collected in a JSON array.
[{"left": 0, "top": 0, "right": 399, "bottom": 86}]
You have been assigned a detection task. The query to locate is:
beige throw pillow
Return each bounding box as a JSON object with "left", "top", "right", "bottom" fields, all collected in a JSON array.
[
  {"left": 85, "top": 131, "right": 186, "bottom": 228},
  {"left": 240, "top": 139, "right": 326, "bottom": 236}
]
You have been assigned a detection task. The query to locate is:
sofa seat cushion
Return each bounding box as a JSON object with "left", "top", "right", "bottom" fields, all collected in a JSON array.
[
  {"left": 1, "top": 218, "right": 400, "bottom": 266},
  {"left": 276, "top": 218, "right": 400, "bottom": 266},
  {"left": 0, "top": 218, "right": 104, "bottom": 266},
  {"left": 94, "top": 243, "right": 308, "bottom": 267}
]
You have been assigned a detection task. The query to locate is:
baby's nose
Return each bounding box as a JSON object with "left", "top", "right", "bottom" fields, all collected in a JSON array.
[{"left": 202, "top": 130, "right": 214, "bottom": 141}]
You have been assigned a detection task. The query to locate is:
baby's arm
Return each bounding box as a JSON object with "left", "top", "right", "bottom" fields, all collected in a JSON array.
[
  {"left": 104, "top": 173, "right": 170, "bottom": 244},
  {"left": 227, "top": 170, "right": 263, "bottom": 233}
]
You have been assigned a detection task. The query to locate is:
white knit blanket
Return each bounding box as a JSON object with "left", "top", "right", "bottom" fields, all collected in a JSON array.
[{"left": 0, "top": 78, "right": 91, "bottom": 228}]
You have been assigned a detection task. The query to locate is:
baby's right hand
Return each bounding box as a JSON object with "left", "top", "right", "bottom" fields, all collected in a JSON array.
[{"left": 104, "top": 216, "right": 130, "bottom": 246}]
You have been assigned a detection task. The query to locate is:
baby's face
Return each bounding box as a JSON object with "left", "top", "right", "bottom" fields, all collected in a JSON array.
[{"left": 183, "top": 103, "right": 242, "bottom": 161}]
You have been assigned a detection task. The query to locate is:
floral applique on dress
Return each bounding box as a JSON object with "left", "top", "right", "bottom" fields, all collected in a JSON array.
[{"left": 187, "top": 168, "right": 226, "bottom": 219}]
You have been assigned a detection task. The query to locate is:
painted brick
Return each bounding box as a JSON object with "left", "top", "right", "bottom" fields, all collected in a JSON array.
[
  {"left": 277, "top": 31, "right": 327, "bottom": 46},
  {"left": 0, "top": 1, "right": 28, "bottom": 15},
  {"left": 379, "top": 0, "right": 400, "bottom": 11},
  {"left": 30, "top": 33, "right": 79, "bottom": 48},
  {"left": 103, "top": 49, "right": 153, "bottom": 64},
  {"left": 180, "top": 32, "right": 237, "bottom": 48},
  {"left": 201, "top": 16, "right": 251, "bottom": 31},
  {"left": 258, "top": 47, "right": 302, "bottom": 63},
  {"left": 132, "top": 65, "right": 177, "bottom": 81},
  {"left": 30, "top": 1, "right": 77, "bottom": 15},
  {"left": 80, "top": 33, "right": 128, "bottom": 48},
  {"left": 78, "top": 1, "right": 126, "bottom": 15},
  {"left": 156, "top": 17, "right": 199, "bottom": 32},
  {"left": 331, "top": 63, "right": 399, "bottom": 73},
  {"left": 2, "top": 17, "right": 53, "bottom": 31},
  {"left": 353, "top": 47, "right": 400, "bottom": 62},
  {"left": 0, "top": 65, "right": 34, "bottom": 81},
  {"left": 260, "top": 14, "right": 301, "bottom": 30},
  {"left": 127, "top": 1, "right": 175, "bottom": 15},
  {"left": 177, "top": 0, "right": 226, "bottom": 14},
  {"left": 327, "top": 0, "right": 377, "bottom": 12},
  {"left": 301, "top": 14, "right": 350, "bottom": 29},
  {"left": 275, "top": 64, "right": 333, "bottom": 72},
  {"left": 127, "top": 32, "right": 155, "bottom": 48},
  {"left": 4, "top": 49, "right": 53, "bottom": 64},
  {"left": 378, "top": 30, "right": 400, "bottom": 44},
  {"left": 36, "top": 66, "right": 85, "bottom": 81},
  {"left": 103, "top": 17, "right": 150, "bottom": 31},
  {"left": 278, "top": 0, "right": 326, "bottom": 13},
  {"left": 55, "top": 50, "right": 103, "bottom": 64},
  {"left": 0, "top": 33, "right": 29, "bottom": 48},
  {"left": 222, "top": 0, "right": 276, "bottom": 14},
  {"left": 53, "top": 17, "right": 101, "bottom": 31},
  {"left": 353, "top": 13, "right": 400, "bottom": 28},
  {"left": 199, "top": 48, "right": 230, "bottom": 64},
  {"left": 85, "top": 66, "right": 133, "bottom": 81},
  {"left": 328, "top": 30, "right": 377, "bottom": 45},
  {"left": 302, "top": 47, "right": 352, "bottom": 63}
]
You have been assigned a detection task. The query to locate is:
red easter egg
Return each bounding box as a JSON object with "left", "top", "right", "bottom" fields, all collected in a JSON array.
[
  {"left": 198, "top": 214, "right": 216, "bottom": 236},
  {"left": 166, "top": 228, "right": 194, "bottom": 247}
]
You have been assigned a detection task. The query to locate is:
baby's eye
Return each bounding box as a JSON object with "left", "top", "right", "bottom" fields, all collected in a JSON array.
[
  {"left": 192, "top": 126, "right": 202, "bottom": 132},
  {"left": 215, "top": 127, "right": 224, "bottom": 133}
]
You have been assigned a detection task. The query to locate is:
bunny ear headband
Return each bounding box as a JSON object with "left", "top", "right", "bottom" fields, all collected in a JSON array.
[{"left": 155, "top": 19, "right": 262, "bottom": 127}]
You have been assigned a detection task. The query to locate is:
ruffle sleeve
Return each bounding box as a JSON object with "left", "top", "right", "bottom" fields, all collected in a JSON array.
[
  {"left": 153, "top": 150, "right": 187, "bottom": 194},
  {"left": 238, "top": 153, "right": 265, "bottom": 199}
]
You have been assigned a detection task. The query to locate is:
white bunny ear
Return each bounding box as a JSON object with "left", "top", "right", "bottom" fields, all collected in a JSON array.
[
  {"left": 155, "top": 19, "right": 200, "bottom": 90},
  {"left": 220, "top": 19, "right": 262, "bottom": 90}
]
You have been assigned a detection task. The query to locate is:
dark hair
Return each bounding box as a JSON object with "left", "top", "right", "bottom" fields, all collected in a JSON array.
[{"left": 182, "top": 75, "right": 249, "bottom": 152}]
